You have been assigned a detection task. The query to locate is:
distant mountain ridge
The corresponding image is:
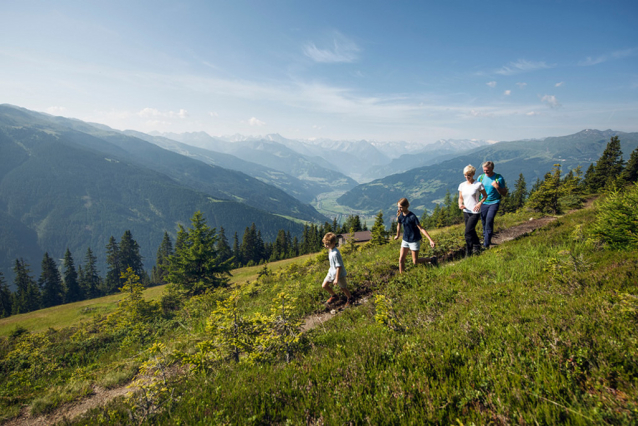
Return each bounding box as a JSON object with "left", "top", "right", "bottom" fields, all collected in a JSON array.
[
  {"left": 338, "top": 129, "right": 638, "bottom": 220},
  {"left": 0, "top": 105, "right": 317, "bottom": 284}
]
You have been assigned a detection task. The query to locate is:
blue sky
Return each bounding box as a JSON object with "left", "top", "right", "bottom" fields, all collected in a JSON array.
[{"left": 1, "top": 0, "right": 637, "bottom": 143}]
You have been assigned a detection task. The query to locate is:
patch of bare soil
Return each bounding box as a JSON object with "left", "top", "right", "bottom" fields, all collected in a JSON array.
[{"left": 3, "top": 213, "right": 569, "bottom": 425}]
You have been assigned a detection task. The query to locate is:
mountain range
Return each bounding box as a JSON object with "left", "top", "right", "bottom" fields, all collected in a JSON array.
[{"left": 338, "top": 129, "right": 638, "bottom": 221}]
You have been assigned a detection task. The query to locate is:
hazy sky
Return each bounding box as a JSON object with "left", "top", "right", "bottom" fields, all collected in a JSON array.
[{"left": 1, "top": 0, "right": 637, "bottom": 143}]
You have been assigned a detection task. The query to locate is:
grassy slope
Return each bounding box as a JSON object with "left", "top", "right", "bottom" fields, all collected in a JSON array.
[
  {"left": 74, "top": 205, "right": 637, "bottom": 424},
  {"left": 0, "top": 254, "right": 316, "bottom": 337}
]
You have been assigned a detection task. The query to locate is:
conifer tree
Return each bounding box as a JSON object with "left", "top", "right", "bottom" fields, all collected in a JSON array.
[
  {"left": 0, "top": 272, "right": 12, "bottom": 318},
  {"left": 592, "top": 136, "right": 624, "bottom": 191},
  {"left": 370, "top": 210, "right": 388, "bottom": 245},
  {"left": 152, "top": 232, "right": 173, "bottom": 285},
  {"left": 105, "top": 236, "right": 121, "bottom": 294},
  {"left": 505, "top": 173, "right": 528, "bottom": 213},
  {"left": 81, "top": 247, "right": 101, "bottom": 299},
  {"left": 526, "top": 164, "right": 564, "bottom": 214},
  {"left": 167, "top": 211, "right": 232, "bottom": 296},
  {"left": 63, "top": 248, "right": 83, "bottom": 303},
  {"left": 12, "top": 259, "right": 40, "bottom": 314},
  {"left": 39, "top": 253, "right": 65, "bottom": 308},
  {"left": 582, "top": 163, "right": 596, "bottom": 192},
  {"left": 622, "top": 147, "right": 638, "bottom": 183},
  {"left": 216, "top": 227, "right": 233, "bottom": 263},
  {"left": 119, "top": 230, "right": 144, "bottom": 279},
  {"left": 232, "top": 232, "right": 241, "bottom": 266}
]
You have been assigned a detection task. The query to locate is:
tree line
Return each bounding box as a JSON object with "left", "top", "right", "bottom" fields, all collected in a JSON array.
[{"left": 0, "top": 213, "right": 369, "bottom": 318}]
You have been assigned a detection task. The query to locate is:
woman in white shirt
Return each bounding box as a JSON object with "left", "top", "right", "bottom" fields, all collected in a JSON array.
[{"left": 458, "top": 165, "right": 488, "bottom": 257}]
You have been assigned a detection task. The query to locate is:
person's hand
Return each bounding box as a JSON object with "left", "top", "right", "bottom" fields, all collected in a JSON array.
[
  {"left": 459, "top": 204, "right": 465, "bottom": 210},
  {"left": 394, "top": 235, "right": 399, "bottom": 240},
  {"left": 333, "top": 278, "right": 339, "bottom": 287},
  {"left": 429, "top": 240, "right": 436, "bottom": 248},
  {"left": 473, "top": 203, "right": 482, "bottom": 212},
  {"left": 491, "top": 181, "right": 500, "bottom": 189}
]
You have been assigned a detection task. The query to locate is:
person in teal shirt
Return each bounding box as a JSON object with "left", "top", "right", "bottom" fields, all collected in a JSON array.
[{"left": 478, "top": 161, "right": 508, "bottom": 248}]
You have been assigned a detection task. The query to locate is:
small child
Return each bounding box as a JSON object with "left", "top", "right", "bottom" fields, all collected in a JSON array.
[
  {"left": 394, "top": 197, "right": 437, "bottom": 273},
  {"left": 321, "top": 232, "right": 353, "bottom": 307}
]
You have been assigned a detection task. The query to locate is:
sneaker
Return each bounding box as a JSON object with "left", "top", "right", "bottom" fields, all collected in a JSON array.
[
  {"left": 344, "top": 299, "right": 353, "bottom": 307},
  {"left": 326, "top": 295, "right": 339, "bottom": 304},
  {"left": 429, "top": 256, "right": 438, "bottom": 267}
]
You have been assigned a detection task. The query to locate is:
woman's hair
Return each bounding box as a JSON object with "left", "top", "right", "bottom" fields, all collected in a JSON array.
[
  {"left": 463, "top": 165, "right": 476, "bottom": 175},
  {"left": 397, "top": 198, "right": 409, "bottom": 218},
  {"left": 322, "top": 232, "right": 337, "bottom": 245},
  {"left": 481, "top": 161, "right": 495, "bottom": 170}
]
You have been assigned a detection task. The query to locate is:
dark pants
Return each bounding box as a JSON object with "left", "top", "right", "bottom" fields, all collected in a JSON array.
[
  {"left": 463, "top": 212, "right": 481, "bottom": 251},
  {"left": 480, "top": 202, "right": 500, "bottom": 248}
]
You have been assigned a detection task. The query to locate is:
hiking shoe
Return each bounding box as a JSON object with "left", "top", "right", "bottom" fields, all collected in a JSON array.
[
  {"left": 429, "top": 256, "right": 438, "bottom": 267},
  {"left": 326, "top": 295, "right": 339, "bottom": 304},
  {"left": 344, "top": 298, "right": 353, "bottom": 307}
]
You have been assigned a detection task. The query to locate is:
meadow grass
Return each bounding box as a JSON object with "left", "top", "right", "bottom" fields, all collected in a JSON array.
[{"left": 127, "top": 207, "right": 635, "bottom": 425}]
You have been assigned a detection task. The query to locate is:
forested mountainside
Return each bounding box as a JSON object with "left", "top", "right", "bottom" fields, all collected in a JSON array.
[
  {"left": 125, "top": 131, "right": 327, "bottom": 204},
  {"left": 0, "top": 105, "right": 308, "bottom": 282},
  {"left": 156, "top": 131, "right": 359, "bottom": 192},
  {"left": 339, "top": 129, "right": 638, "bottom": 220}
]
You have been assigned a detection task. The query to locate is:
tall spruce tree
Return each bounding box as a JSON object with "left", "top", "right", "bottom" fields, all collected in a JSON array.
[
  {"left": 152, "top": 231, "right": 173, "bottom": 285},
  {"left": 12, "top": 259, "right": 40, "bottom": 314},
  {"left": 232, "top": 232, "right": 241, "bottom": 266},
  {"left": 104, "top": 236, "right": 121, "bottom": 294},
  {"left": 0, "top": 272, "right": 12, "bottom": 318},
  {"left": 370, "top": 210, "right": 388, "bottom": 245},
  {"left": 81, "top": 247, "right": 101, "bottom": 299},
  {"left": 167, "top": 211, "right": 232, "bottom": 296},
  {"left": 592, "top": 136, "right": 624, "bottom": 191},
  {"left": 39, "top": 252, "right": 65, "bottom": 308},
  {"left": 216, "top": 227, "right": 233, "bottom": 263},
  {"left": 508, "top": 173, "right": 528, "bottom": 212},
  {"left": 63, "top": 248, "right": 83, "bottom": 303},
  {"left": 622, "top": 147, "right": 638, "bottom": 183},
  {"left": 119, "top": 230, "right": 144, "bottom": 279}
]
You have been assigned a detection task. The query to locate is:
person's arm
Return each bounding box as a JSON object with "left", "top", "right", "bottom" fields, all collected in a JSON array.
[
  {"left": 492, "top": 177, "right": 508, "bottom": 196},
  {"left": 394, "top": 222, "right": 401, "bottom": 240},
  {"left": 458, "top": 191, "right": 465, "bottom": 211},
  {"left": 473, "top": 188, "right": 488, "bottom": 212},
  {"left": 333, "top": 266, "right": 341, "bottom": 285},
  {"left": 417, "top": 224, "right": 436, "bottom": 248}
]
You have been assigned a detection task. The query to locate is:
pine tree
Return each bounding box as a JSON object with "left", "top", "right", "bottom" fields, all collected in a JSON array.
[
  {"left": 12, "top": 259, "right": 40, "bottom": 314},
  {"left": 152, "top": 232, "right": 173, "bottom": 285},
  {"left": 167, "top": 211, "right": 232, "bottom": 296},
  {"left": 63, "top": 248, "right": 83, "bottom": 303},
  {"left": 592, "top": 136, "right": 624, "bottom": 191},
  {"left": 526, "top": 164, "right": 564, "bottom": 214},
  {"left": 216, "top": 227, "right": 233, "bottom": 263},
  {"left": 240, "top": 225, "right": 256, "bottom": 266},
  {"left": 232, "top": 232, "right": 241, "bottom": 267},
  {"left": 582, "top": 163, "right": 596, "bottom": 193},
  {"left": 370, "top": 211, "right": 388, "bottom": 245},
  {"left": 119, "top": 230, "right": 144, "bottom": 279},
  {"left": 81, "top": 247, "right": 101, "bottom": 299},
  {"left": 104, "top": 236, "right": 121, "bottom": 294},
  {"left": 622, "top": 147, "right": 638, "bottom": 183},
  {"left": 0, "top": 272, "right": 12, "bottom": 318},
  {"left": 509, "top": 173, "right": 528, "bottom": 212},
  {"left": 39, "top": 252, "right": 65, "bottom": 308}
]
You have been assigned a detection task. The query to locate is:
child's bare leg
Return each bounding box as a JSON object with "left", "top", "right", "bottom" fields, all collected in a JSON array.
[
  {"left": 412, "top": 250, "right": 435, "bottom": 265},
  {"left": 399, "top": 246, "right": 410, "bottom": 273},
  {"left": 322, "top": 280, "right": 336, "bottom": 296},
  {"left": 342, "top": 287, "right": 352, "bottom": 300}
]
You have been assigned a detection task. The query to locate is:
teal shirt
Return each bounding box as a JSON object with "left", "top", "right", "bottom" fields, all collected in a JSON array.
[{"left": 478, "top": 173, "right": 506, "bottom": 205}]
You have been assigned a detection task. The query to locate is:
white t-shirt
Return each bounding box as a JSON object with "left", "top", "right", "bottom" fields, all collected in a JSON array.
[{"left": 457, "top": 181, "right": 485, "bottom": 214}]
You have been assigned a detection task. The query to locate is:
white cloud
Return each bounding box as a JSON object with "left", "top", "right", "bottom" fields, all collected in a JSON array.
[
  {"left": 504, "top": 90, "right": 511, "bottom": 96},
  {"left": 46, "top": 106, "right": 67, "bottom": 115},
  {"left": 526, "top": 111, "right": 540, "bottom": 116},
  {"left": 516, "top": 82, "right": 527, "bottom": 89},
  {"left": 579, "top": 48, "right": 636, "bottom": 66},
  {"left": 248, "top": 117, "right": 266, "bottom": 127},
  {"left": 496, "top": 59, "right": 553, "bottom": 75},
  {"left": 555, "top": 82, "right": 564, "bottom": 87},
  {"left": 209, "top": 111, "right": 218, "bottom": 117},
  {"left": 541, "top": 95, "right": 561, "bottom": 108},
  {"left": 486, "top": 81, "right": 497, "bottom": 88},
  {"left": 303, "top": 31, "right": 360, "bottom": 63},
  {"left": 470, "top": 109, "right": 494, "bottom": 118},
  {"left": 138, "top": 108, "right": 188, "bottom": 118}
]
